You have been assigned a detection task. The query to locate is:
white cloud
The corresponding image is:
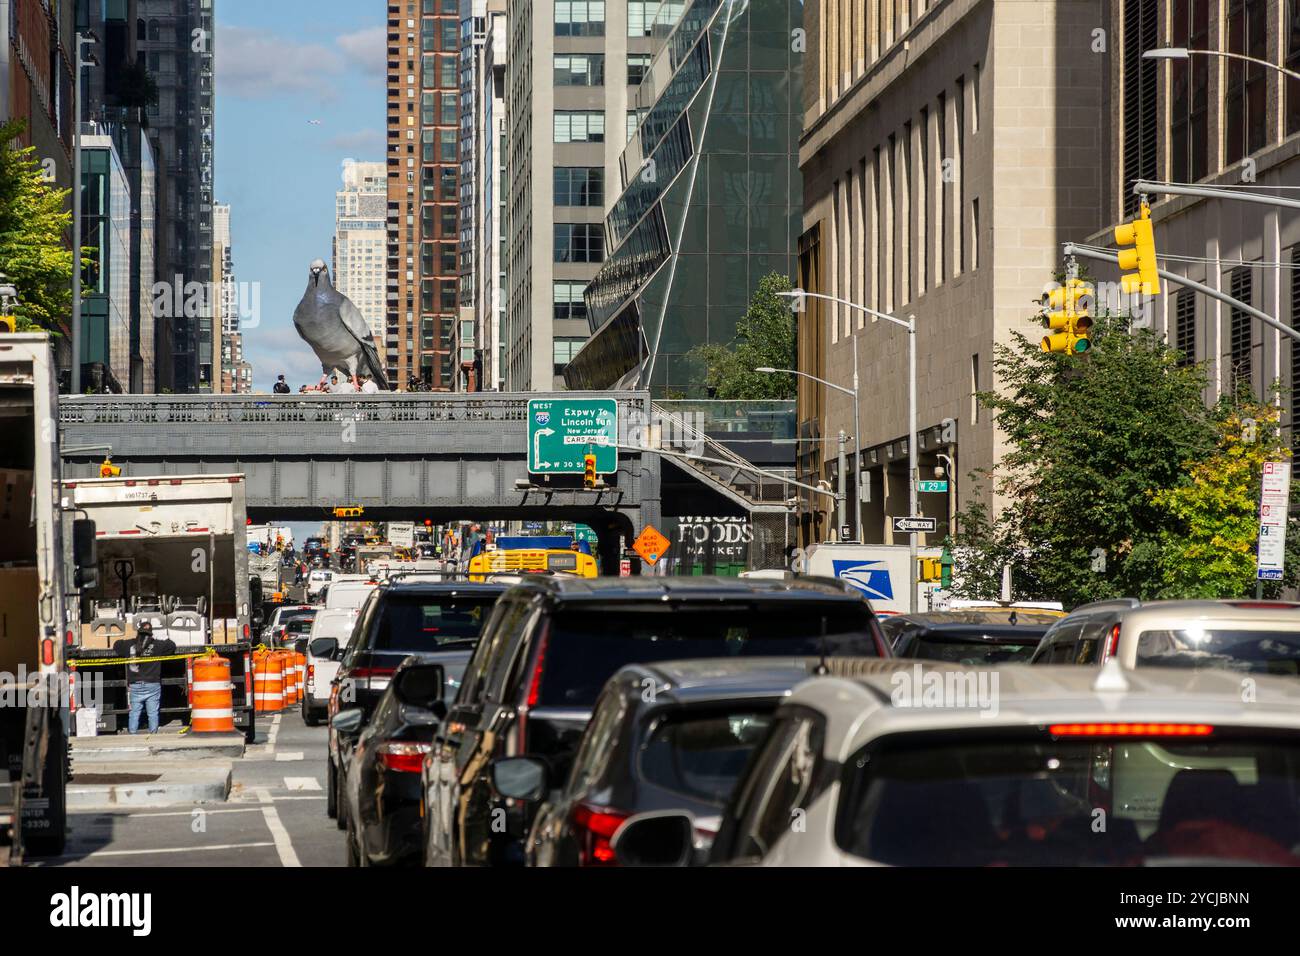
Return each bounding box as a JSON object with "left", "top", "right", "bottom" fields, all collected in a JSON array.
[
  {"left": 216, "top": 25, "right": 345, "bottom": 99},
  {"left": 335, "top": 26, "right": 386, "bottom": 77}
]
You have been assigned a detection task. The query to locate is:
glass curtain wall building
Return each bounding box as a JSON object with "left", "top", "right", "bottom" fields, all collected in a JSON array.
[{"left": 563, "top": 0, "right": 802, "bottom": 393}]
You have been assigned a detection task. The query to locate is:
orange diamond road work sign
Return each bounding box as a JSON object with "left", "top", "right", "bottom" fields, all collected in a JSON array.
[{"left": 633, "top": 525, "right": 670, "bottom": 566}]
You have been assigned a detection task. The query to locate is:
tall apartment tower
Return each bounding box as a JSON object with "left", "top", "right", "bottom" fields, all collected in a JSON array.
[
  {"left": 334, "top": 160, "right": 389, "bottom": 351},
  {"left": 138, "top": 0, "right": 216, "bottom": 393},
  {"left": 386, "top": 0, "right": 461, "bottom": 391},
  {"left": 456, "top": 0, "right": 507, "bottom": 391},
  {"left": 503, "top": 0, "right": 672, "bottom": 390}
]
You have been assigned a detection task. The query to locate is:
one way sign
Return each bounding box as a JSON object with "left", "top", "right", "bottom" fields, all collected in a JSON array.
[{"left": 891, "top": 516, "right": 937, "bottom": 534}]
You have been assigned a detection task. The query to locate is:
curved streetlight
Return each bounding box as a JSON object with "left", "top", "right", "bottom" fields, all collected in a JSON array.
[
  {"left": 755, "top": 365, "right": 859, "bottom": 538},
  {"left": 774, "top": 289, "right": 920, "bottom": 612},
  {"left": 1143, "top": 46, "right": 1300, "bottom": 83}
]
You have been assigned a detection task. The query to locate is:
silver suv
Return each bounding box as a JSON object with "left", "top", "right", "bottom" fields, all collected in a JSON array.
[{"left": 1027, "top": 599, "right": 1300, "bottom": 675}]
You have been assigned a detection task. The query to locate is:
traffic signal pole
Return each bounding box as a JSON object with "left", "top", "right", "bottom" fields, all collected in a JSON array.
[{"left": 1064, "top": 244, "right": 1300, "bottom": 343}]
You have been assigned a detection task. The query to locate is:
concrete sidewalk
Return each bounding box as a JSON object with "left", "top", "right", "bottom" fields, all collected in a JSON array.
[
  {"left": 67, "top": 731, "right": 242, "bottom": 808},
  {"left": 67, "top": 760, "right": 233, "bottom": 808}
]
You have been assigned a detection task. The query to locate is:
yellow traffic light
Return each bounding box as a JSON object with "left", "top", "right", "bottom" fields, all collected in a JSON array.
[
  {"left": 1114, "top": 202, "right": 1161, "bottom": 296},
  {"left": 918, "top": 557, "right": 943, "bottom": 583},
  {"left": 0, "top": 315, "right": 14, "bottom": 333},
  {"left": 332, "top": 506, "right": 364, "bottom": 518},
  {"left": 99, "top": 457, "right": 121, "bottom": 478},
  {"left": 1040, "top": 278, "right": 1093, "bottom": 353},
  {"left": 583, "top": 453, "right": 597, "bottom": 489}
]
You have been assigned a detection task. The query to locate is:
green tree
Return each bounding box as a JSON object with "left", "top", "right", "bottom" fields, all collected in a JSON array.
[
  {"left": 1152, "top": 390, "right": 1297, "bottom": 598},
  {"left": 687, "top": 272, "right": 796, "bottom": 400},
  {"left": 955, "top": 307, "right": 1216, "bottom": 607},
  {"left": 0, "top": 120, "right": 75, "bottom": 333}
]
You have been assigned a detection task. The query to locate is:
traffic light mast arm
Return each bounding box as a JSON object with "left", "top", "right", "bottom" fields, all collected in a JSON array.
[
  {"left": 1132, "top": 180, "right": 1300, "bottom": 213},
  {"left": 1064, "top": 243, "right": 1300, "bottom": 343}
]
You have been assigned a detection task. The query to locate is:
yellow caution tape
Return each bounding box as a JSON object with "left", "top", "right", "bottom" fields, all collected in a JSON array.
[{"left": 67, "top": 651, "right": 213, "bottom": 667}]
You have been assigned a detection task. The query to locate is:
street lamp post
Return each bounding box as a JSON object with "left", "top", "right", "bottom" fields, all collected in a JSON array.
[
  {"left": 1143, "top": 46, "right": 1300, "bottom": 83},
  {"left": 773, "top": 289, "right": 919, "bottom": 612},
  {"left": 754, "top": 363, "right": 860, "bottom": 541},
  {"left": 71, "top": 32, "right": 98, "bottom": 395}
]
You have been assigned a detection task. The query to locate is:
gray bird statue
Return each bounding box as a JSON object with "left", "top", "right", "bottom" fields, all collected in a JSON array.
[{"left": 292, "top": 258, "right": 389, "bottom": 391}]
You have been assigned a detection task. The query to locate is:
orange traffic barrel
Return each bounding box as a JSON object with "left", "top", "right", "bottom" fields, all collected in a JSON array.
[
  {"left": 282, "top": 650, "right": 299, "bottom": 706},
  {"left": 255, "top": 650, "right": 284, "bottom": 713},
  {"left": 191, "top": 654, "right": 236, "bottom": 733},
  {"left": 296, "top": 653, "right": 307, "bottom": 703}
]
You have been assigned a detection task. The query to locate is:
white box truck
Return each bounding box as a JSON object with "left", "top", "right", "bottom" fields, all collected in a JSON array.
[
  {"left": 0, "top": 334, "right": 98, "bottom": 860},
  {"left": 62, "top": 474, "right": 256, "bottom": 740},
  {"left": 386, "top": 522, "right": 415, "bottom": 549},
  {"left": 799, "top": 543, "right": 943, "bottom": 616}
]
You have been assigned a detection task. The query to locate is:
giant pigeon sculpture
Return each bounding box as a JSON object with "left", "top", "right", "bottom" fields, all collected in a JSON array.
[{"left": 292, "top": 258, "right": 389, "bottom": 391}]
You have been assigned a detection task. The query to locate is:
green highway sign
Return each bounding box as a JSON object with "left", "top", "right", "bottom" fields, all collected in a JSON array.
[
  {"left": 919, "top": 480, "right": 949, "bottom": 493},
  {"left": 528, "top": 399, "right": 618, "bottom": 475}
]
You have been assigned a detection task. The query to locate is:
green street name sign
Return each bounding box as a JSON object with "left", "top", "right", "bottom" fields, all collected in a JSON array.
[
  {"left": 528, "top": 399, "right": 618, "bottom": 475},
  {"left": 919, "top": 480, "right": 949, "bottom": 493}
]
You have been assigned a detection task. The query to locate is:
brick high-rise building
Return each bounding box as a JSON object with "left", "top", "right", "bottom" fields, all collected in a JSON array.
[{"left": 386, "top": 0, "right": 462, "bottom": 391}]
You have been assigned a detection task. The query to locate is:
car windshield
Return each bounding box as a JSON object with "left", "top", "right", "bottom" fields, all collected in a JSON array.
[
  {"left": 285, "top": 618, "right": 315, "bottom": 635},
  {"left": 836, "top": 734, "right": 1300, "bottom": 866},
  {"left": 639, "top": 709, "right": 775, "bottom": 806},
  {"left": 277, "top": 608, "right": 315, "bottom": 624},
  {"left": 538, "top": 603, "right": 880, "bottom": 707},
  {"left": 371, "top": 595, "right": 498, "bottom": 652},
  {"left": 908, "top": 632, "right": 1043, "bottom": 664},
  {"left": 1135, "top": 629, "right": 1300, "bottom": 675}
]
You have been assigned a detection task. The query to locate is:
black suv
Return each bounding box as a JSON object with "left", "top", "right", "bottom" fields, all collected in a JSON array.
[
  {"left": 421, "top": 575, "right": 889, "bottom": 867},
  {"left": 325, "top": 580, "right": 507, "bottom": 824}
]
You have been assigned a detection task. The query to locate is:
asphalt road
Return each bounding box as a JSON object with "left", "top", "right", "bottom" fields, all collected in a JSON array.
[{"left": 43, "top": 708, "right": 342, "bottom": 868}]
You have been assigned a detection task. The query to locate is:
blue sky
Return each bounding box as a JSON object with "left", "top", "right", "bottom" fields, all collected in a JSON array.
[{"left": 215, "top": 1, "right": 385, "bottom": 392}]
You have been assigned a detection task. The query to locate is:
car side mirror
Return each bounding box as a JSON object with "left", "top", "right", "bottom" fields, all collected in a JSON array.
[
  {"left": 393, "top": 663, "right": 445, "bottom": 710},
  {"left": 309, "top": 637, "right": 339, "bottom": 660},
  {"left": 490, "top": 756, "right": 548, "bottom": 802},
  {"left": 611, "top": 811, "right": 696, "bottom": 867},
  {"left": 73, "top": 518, "right": 98, "bottom": 589},
  {"left": 332, "top": 707, "right": 365, "bottom": 736}
]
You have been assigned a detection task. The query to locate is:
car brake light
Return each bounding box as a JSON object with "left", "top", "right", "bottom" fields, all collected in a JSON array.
[
  {"left": 525, "top": 627, "right": 550, "bottom": 709},
  {"left": 376, "top": 741, "right": 431, "bottom": 773},
  {"left": 571, "top": 803, "right": 629, "bottom": 866},
  {"left": 1050, "top": 722, "right": 1213, "bottom": 737},
  {"left": 351, "top": 666, "right": 397, "bottom": 680},
  {"left": 1101, "top": 623, "right": 1121, "bottom": 662}
]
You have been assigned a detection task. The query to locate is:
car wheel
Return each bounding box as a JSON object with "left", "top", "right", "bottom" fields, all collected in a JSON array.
[
  {"left": 334, "top": 764, "right": 347, "bottom": 831},
  {"left": 326, "top": 757, "right": 338, "bottom": 819}
]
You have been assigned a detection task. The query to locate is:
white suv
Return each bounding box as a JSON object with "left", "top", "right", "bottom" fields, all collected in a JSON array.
[
  {"left": 302, "top": 607, "right": 358, "bottom": 725},
  {"left": 611, "top": 662, "right": 1300, "bottom": 867},
  {"left": 1029, "top": 599, "right": 1300, "bottom": 674}
]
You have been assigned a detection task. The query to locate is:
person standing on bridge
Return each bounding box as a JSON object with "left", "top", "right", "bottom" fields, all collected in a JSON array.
[
  {"left": 114, "top": 620, "right": 177, "bottom": 735},
  {"left": 359, "top": 373, "right": 379, "bottom": 394},
  {"left": 273, "top": 374, "right": 291, "bottom": 394}
]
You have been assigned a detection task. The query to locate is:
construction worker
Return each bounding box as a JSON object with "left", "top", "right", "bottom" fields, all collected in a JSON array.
[{"left": 113, "top": 620, "right": 177, "bottom": 735}]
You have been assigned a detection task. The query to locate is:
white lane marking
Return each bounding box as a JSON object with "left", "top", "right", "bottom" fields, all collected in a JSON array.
[
  {"left": 256, "top": 787, "right": 301, "bottom": 867},
  {"left": 274, "top": 752, "right": 304, "bottom": 762},
  {"left": 266, "top": 713, "right": 282, "bottom": 752},
  {"left": 54, "top": 842, "right": 274, "bottom": 860},
  {"left": 264, "top": 795, "right": 326, "bottom": 801},
  {"left": 284, "top": 777, "right": 321, "bottom": 791},
  {"left": 76, "top": 807, "right": 265, "bottom": 821}
]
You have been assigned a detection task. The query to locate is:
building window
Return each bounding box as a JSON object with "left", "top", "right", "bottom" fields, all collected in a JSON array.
[
  {"left": 554, "top": 54, "right": 605, "bottom": 87},
  {"left": 1122, "top": 0, "right": 1158, "bottom": 215},
  {"left": 628, "top": 53, "right": 652, "bottom": 86},
  {"left": 1225, "top": 0, "right": 1269, "bottom": 164},
  {"left": 555, "top": 0, "right": 605, "bottom": 36},
  {"left": 554, "top": 110, "right": 605, "bottom": 143},
  {"left": 553, "top": 337, "right": 587, "bottom": 373},
  {"left": 1170, "top": 0, "right": 1210, "bottom": 183},
  {"left": 553, "top": 280, "right": 589, "bottom": 321},
  {"left": 1229, "top": 266, "right": 1253, "bottom": 394},
  {"left": 1174, "top": 288, "right": 1196, "bottom": 367},
  {"left": 1288, "top": 0, "right": 1300, "bottom": 136},
  {"left": 554, "top": 167, "right": 604, "bottom": 206},
  {"left": 554, "top": 224, "right": 605, "bottom": 263}
]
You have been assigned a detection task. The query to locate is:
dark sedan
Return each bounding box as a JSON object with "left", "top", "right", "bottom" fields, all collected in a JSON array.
[
  {"left": 339, "top": 656, "right": 448, "bottom": 866},
  {"left": 517, "top": 658, "right": 825, "bottom": 866},
  {"left": 881, "top": 610, "right": 1058, "bottom": 664}
]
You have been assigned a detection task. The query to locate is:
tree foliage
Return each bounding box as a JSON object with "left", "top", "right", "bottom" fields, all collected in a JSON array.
[
  {"left": 1152, "top": 391, "right": 1298, "bottom": 598},
  {"left": 0, "top": 120, "right": 75, "bottom": 333},
  {"left": 687, "top": 272, "right": 796, "bottom": 400}
]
